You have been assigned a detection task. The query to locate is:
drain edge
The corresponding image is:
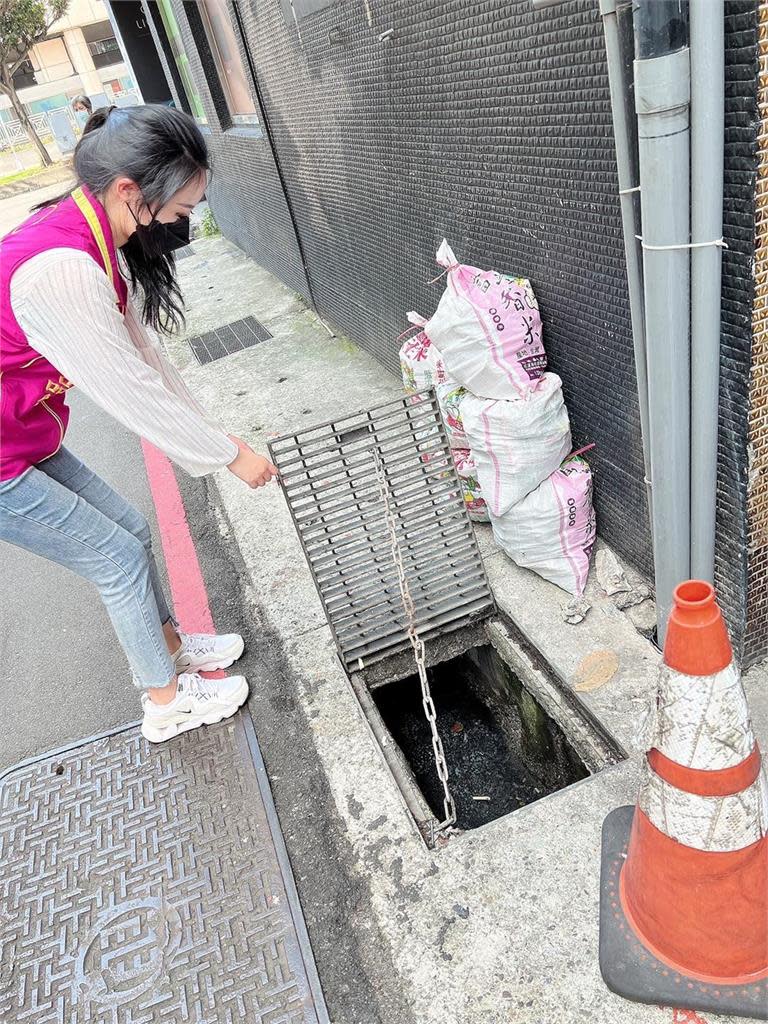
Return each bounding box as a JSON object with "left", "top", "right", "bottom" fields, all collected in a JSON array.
[
  {"left": 348, "top": 668, "right": 438, "bottom": 846},
  {"left": 486, "top": 618, "right": 626, "bottom": 773}
]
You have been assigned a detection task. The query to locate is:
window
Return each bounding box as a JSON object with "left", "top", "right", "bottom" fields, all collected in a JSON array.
[
  {"left": 156, "top": 0, "right": 207, "bottom": 124},
  {"left": 30, "top": 93, "right": 68, "bottom": 114},
  {"left": 11, "top": 59, "right": 36, "bottom": 90},
  {"left": 197, "top": 0, "right": 257, "bottom": 125},
  {"left": 87, "top": 37, "right": 122, "bottom": 68},
  {"left": 82, "top": 21, "right": 122, "bottom": 70},
  {"left": 147, "top": 1, "right": 192, "bottom": 116}
]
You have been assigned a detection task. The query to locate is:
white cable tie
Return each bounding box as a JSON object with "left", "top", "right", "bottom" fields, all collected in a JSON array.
[
  {"left": 635, "top": 235, "right": 729, "bottom": 251},
  {"left": 619, "top": 185, "right": 641, "bottom": 195}
]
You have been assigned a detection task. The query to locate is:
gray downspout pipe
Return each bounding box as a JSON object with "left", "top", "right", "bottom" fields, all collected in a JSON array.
[
  {"left": 633, "top": 3, "right": 692, "bottom": 642},
  {"left": 599, "top": 0, "right": 653, "bottom": 528},
  {"left": 689, "top": 0, "right": 725, "bottom": 582}
]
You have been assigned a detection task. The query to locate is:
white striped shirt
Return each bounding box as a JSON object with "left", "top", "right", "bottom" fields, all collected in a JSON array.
[{"left": 9, "top": 248, "right": 239, "bottom": 477}]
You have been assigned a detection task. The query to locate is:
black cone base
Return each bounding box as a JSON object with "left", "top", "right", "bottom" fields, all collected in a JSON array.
[{"left": 599, "top": 805, "right": 767, "bottom": 1021}]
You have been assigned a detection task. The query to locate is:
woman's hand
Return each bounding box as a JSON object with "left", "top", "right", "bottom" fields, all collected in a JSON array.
[{"left": 227, "top": 435, "right": 279, "bottom": 489}]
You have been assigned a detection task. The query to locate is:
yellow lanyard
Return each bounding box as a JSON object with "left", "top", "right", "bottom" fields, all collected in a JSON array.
[{"left": 71, "top": 187, "right": 116, "bottom": 293}]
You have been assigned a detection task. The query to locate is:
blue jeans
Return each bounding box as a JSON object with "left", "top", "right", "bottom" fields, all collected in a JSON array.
[{"left": 0, "top": 448, "right": 175, "bottom": 690}]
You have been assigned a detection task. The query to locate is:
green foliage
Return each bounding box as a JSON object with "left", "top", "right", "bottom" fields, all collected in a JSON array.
[
  {"left": 0, "top": 1, "right": 69, "bottom": 79},
  {"left": 200, "top": 208, "right": 220, "bottom": 238},
  {"left": 0, "top": 1, "right": 69, "bottom": 166}
]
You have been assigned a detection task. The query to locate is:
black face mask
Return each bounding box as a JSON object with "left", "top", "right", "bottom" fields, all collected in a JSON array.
[
  {"left": 136, "top": 217, "right": 190, "bottom": 257},
  {"left": 124, "top": 205, "right": 191, "bottom": 259}
]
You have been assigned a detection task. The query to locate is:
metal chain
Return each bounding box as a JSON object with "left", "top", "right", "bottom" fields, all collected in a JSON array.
[{"left": 372, "top": 449, "right": 457, "bottom": 831}]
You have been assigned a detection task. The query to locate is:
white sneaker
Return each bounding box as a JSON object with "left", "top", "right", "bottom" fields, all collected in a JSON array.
[
  {"left": 173, "top": 630, "right": 244, "bottom": 673},
  {"left": 141, "top": 672, "right": 249, "bottom": 744}
]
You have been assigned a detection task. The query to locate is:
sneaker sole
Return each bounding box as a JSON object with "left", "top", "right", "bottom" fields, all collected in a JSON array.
[
  {"left": 175, "top": 637, "right": 246, "bottom": 674},
  {"left": 141, "top": 680, "right": 249, "bottom": 744}
]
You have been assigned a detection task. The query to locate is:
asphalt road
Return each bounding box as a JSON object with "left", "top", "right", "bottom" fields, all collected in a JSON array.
[
  {"left": 0, "top": 394, "right": 172, "bottom": 772},
  {"left": 0, "top": 181, "right": 69, "bottom": 236}
]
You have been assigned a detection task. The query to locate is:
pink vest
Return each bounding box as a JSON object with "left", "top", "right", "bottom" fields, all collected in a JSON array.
[{"left": 0, "top": 186, "right": 127, "bottom": 480}]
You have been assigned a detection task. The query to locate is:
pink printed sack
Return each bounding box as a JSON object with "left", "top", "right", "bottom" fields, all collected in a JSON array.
[
  {"left": 399, "top": 315, "right": 467, "bottom": 449},
  {"left": 435, "top": 380, "right": 468, "bottom": 449},
  {"left": 453, "top": 448, "right": 488, "bottom": 522},
  {"left": 424, "top": 240, "right": 546, "bottom": 399},
  {"left": 490, "top": 456, "right": 596, "bottom": 596}
]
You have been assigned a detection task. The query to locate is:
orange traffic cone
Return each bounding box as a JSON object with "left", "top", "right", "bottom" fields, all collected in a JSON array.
[{"left": 599, "top": 581, "right": 768, "bottom": 1020}]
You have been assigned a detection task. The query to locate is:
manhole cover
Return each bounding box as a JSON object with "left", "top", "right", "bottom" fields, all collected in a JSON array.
[
  {"left": 269, "top": 390, "right": 496, "bottom": 671},
  {"left": 187, "top": 316, "right": 273, "bottom": 364},
  {"left": 0, "top": 716, "right": 329, "bottom": 1023}
]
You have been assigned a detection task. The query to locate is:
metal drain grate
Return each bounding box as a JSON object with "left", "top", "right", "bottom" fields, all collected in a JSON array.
[
  {"left": 187, "top": 316, "right": 272, "bottom": 364},
  {"left": 268, "top": 390, "right": 496, "bottom": 671}
]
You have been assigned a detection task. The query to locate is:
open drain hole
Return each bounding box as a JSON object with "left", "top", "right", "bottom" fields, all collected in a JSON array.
[{"left": 373, "top": 644, "right": 589, "bottom": 831}]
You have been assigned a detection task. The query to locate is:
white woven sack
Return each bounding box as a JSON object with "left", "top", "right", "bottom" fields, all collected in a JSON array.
[
  {"left": 489, "top": 456, "right": 596, "bottom": 596},
  {"left": 460, "top": 372, "right": 571, "bottom": 515}
]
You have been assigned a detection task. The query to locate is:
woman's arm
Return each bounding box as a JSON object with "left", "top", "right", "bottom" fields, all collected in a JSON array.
[
  {"left": 10, "top": 248, "right": 239, "bottom": 477},
  {"left": 123, "top": 297, "right": 225, "bottom": 433}
]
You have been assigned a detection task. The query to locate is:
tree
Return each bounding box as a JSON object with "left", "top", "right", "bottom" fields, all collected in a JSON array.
[{"left": 0, "top": 0, "right": 69, "bottom": 167}]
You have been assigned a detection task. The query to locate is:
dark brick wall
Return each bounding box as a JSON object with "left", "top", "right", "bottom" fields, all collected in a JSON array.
[
  {"left": 745, "top": 0, "right": 768, "bottom": 668},
  {"left": 720, "top": 4, "right": 760, "bottom": 664},
  {"left": 165, "top": 0, "right": 760, "bottom": 660}
]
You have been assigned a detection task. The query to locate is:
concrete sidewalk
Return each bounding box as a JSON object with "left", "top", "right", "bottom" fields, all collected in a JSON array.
[
  {"left": 0, "top": 161, "right": 71, "bottom": 201},
  {"left": 169, "top": 234, "right": 767, "bottom": 1024}
]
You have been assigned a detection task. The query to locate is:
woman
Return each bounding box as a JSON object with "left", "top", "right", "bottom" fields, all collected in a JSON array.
[
  {"left": 0, "top": 105, "right": 278, "bottom": 743},
  {"left": 71, "top": 94, "right": 92, "bottom": 115},
  {"left": 71, "top": 94, "right": 92, "bottom": 132}
]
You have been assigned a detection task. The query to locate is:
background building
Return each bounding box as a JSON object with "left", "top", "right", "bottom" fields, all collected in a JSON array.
[
  {"left": 138, "top": 0, "right": 765, "bottom": 666},
  {"left": 1, "top": 0, "right": 137, "bottom": 123}
]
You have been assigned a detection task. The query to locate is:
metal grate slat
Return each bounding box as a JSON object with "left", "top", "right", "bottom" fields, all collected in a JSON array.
[{"left": 269, "top": 390, "right": 495, "bottom": 671}]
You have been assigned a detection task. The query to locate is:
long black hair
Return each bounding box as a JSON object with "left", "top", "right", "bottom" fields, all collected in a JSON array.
[{"left": 38, "top": 105, "right": 209, "bottom": 333}]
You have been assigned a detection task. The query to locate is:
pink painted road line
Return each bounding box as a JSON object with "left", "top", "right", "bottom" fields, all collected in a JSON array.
[
  {"left": 672, "top": 1010, "right": 710, "bottom": 1024},
  {"left": 141, "top": 439, "right": 217, "bottom": 638}
]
